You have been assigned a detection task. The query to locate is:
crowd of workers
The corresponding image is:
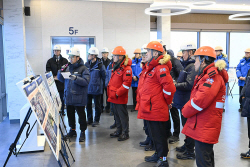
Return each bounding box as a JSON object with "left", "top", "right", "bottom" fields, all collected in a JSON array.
[{"left": 45, "top": 40, "right": 250, "bottom": 167}]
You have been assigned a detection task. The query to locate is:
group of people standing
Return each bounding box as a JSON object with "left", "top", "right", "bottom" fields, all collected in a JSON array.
[{"left": 46, "top": 40, "right": 250, "bottom": 167}]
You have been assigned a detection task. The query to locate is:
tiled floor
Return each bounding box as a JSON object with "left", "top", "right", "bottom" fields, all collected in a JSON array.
[{"left": 1, "top": 95, "right": 250, "bottom": 167}]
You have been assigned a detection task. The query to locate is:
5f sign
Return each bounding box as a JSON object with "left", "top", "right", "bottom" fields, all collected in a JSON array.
[{"left": 69, "top": 27, "right": 78, "bottom": 35}]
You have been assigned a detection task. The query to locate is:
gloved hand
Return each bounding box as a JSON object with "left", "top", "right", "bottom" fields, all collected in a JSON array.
[{"left": 69, "top": 75, "right": 77, "bottom": 80}]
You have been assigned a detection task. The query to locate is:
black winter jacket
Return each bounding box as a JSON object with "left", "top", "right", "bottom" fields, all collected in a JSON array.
[
  {"left": 172, "top": 58, "right": 197, "bottom": 109},
  {"left": 46, "top": 55, "right": 68, "bottom": 92},
  {"left": 167, "top": 49, "right": 183, "bottom": 81},
  {"left": 241, "top": 69, "right": 250, "bottom": 117}
]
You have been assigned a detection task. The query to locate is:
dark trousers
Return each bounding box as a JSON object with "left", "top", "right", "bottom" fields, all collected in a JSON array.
[
  {"left": 195, "top": 140, "right": 214, "bottom": 167},
  {"left": 67, "top": 105, "right": 87, "bottom": 131},
  {"left": 86, "top": 94, "right": 102, "bottom": 123},
  {"left": 132, "top": 87, "right": 137, "bottom": 108},
  {"left": 247, "top": 117, "right": 250, "bottom": 148},
  {"left": 144, "top": 120, "right": 153, "bottom": 144},
  {"left": 166, "top": 107, "right": 180, "bottom": 137},
  {"left": 240, "top": 86, "right": 243, "bottom": 109},
  {"left": 59, "top": 91, "right": 65, "bottom": 112},
  {"left": 181, "top": 110, "right": 195, "bottom": 152},
  {"left": 101, "top": 87, "right": 110, "bottom": 110},
  {"left": 113, "top": 104, "right": 129, "bottom": 134},
  {"left": 111, "top": 103, "right": 116, "bottom": 124},
  {"left": 148, "top": 121, "right": 168, "bottom": 157}
]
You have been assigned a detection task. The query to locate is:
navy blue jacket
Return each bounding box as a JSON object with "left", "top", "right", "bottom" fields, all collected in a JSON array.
[
  {"left": 236, "top": 57, "right": 250, "bottom": 87},
  {"left": 172, "top": 58, "right": 197, "bottom": 109},
  {"left": 57, "top": 58, "right": 90, "bottom": 106},
  {"left": 85, "top": 58, "right": 106, "bottom": 95},
  {"left": 131, "top": 58, "right": 142, "bottom": 87},
  {"left": 105, "top": 60, "right": 113, "bottom": 87},
  {"left": 241, "top": 69, "right": 250, "bottom": 117},
  {"left": 215, "top": 53, "right": 229, "bottom": 71}
]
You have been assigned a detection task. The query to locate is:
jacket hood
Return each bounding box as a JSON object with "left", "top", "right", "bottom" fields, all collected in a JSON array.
[
  {"left": 215, "top": 60, "right": 227, "bottom": 71},
  {"left": 167, "top": 49, "right": 175, "bottom": 58},
  {"left": 147, "top": 54, "right": 171, "bottom": 72},
  {"left": 123, "top": 55, "right": 132, "bottom": 66},
  {"left": 222, "top": 53, "right": 227, "bottom": 58},
  {"left": 70, "top": 58, "right": 84, "bottom": 70},
  {"left": 203, "top": 62, "right": 229, "bottom": 84}
]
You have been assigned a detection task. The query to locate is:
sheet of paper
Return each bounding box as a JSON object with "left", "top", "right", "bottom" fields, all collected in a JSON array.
[{"left": 61, "top": 72, "right": 71, "bottom": 79}]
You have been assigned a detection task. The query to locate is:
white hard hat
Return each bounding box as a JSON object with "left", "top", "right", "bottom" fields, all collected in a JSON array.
[
  {"left": 53, "top": 45, "right": 61, "bottom": 51},
  {"left": 101, "top": 47, "right": 109, "bottom": 53},
  {"left": 68, "top": 47, "right": 80, "bottom": 56},
  {"left": 157, "top": 39, "right": 166, "bottom": 46},
  {"left": 180, "top": 42, "right": 197, "bottom": 51},
  {"left": 88, "top": 47, "right": 99, "bottom": 55},
  {"left": 141, "top": 44, "right": 147, "bottom": 53}
]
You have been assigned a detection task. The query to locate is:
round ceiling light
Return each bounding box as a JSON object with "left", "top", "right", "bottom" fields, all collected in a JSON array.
[
  {"left": 193, "top": 1, "right": 216, "bottom": 6},
  {"left": 229, "top": 13, "right": 250, "bottom": 20},
  {"left": 144, "top": 5, "right": 191, "bottom": 16}
]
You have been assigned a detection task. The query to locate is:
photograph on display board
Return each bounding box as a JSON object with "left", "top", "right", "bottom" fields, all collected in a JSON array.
[
  {"left": 45, "top": 72, "right": 62, "bottom": 111},
  {"left": 22, "top": 80, "right": 60, "bottom": 160}
]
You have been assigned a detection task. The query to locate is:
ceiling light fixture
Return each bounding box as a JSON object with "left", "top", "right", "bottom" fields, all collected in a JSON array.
[
  {"left": 229, "top": 13, "right": 250, "bottom": 20},
  {"left": 144, "top": 5, "right": 191, "bottom": 16},
  {"left": 193, "top": 1, "right": 216, "bottom": 6}
]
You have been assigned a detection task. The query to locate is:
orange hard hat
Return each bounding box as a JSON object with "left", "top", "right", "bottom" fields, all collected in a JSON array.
[
  {"left": 194, "top": 46, "right": 216, "bottom": 59},
  {"left": 145, "top": 41, "right": 164, "bottom": 53},
  {"left": 215, "top": 46, "right": 223, "bottom": 51},
  {"left": 134, "top": 48, "right": 141, "bottom": 54},
  {"left": 245, "top": 48, "right": 250, "bottom": 53},
  {"left": 112, "top": 46, "right": 126, "bottom": 55}
]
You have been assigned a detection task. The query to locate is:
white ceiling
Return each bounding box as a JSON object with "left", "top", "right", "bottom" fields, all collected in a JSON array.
[{"left": 155, "top": 0, "right": 250, "bottom": 6}]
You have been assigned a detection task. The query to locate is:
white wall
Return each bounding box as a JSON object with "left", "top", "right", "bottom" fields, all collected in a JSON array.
[{"left": 24, "top": 0, "right": 150, "bottom": 107}]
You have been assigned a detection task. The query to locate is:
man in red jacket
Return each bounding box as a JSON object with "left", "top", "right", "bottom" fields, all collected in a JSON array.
[
  {"left": 182, "top": 46, "right": 228, "bottom": 167},
  {"left": 107, "top": 46, "right": 132, "bottom": 141},
  {"left": 138, "top": 41, "right": 176, "bottom": 167}
]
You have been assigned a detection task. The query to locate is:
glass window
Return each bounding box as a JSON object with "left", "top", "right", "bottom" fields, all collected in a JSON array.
[
  {"left": 170, "top": 31, "right": 198, "bottom": 57},
  {"left": 60, "top": 44, "right": 71, "bottom": 60},
  {"left": 200, "top": 32, "right": 227, "bottom": 54}
]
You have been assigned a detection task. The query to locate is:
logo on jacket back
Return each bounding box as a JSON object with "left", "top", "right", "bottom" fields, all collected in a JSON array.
[
  {"left": 126, "top": 70, "right": 131, "bottom": 73},
  {"left": 160, "top": 68, "right": 166, "bottom": 73},
  {"left": 206, "top": 78, "right": 214, "bottom": 84}
]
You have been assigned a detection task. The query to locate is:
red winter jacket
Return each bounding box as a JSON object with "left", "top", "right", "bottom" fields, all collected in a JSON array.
[
  {"left": 107, "top": 55, "right": 132, "bottom": 104},
  {"left": 135, "top": 62, "right": 147, "bottom": 113},
  {"left": 137, "top": 54, "right": 176, "bottom": 122},
  {"left": 182, "top": 60, "right": 228, "bottom": 144}
]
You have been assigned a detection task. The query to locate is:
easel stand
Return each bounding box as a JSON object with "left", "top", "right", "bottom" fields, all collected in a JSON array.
[{"left": 3, "top": 108, "right": 75, "bottom": 167}]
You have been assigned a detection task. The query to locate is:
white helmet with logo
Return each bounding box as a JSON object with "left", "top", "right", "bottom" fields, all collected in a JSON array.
[
  {"left": 88, "top": 47, "right": 99, "bottom": 55},
  {"left": 180, "top": 42, "right": 197, "bottom": 51},
  {"left": 101, "top": 47, "right": 109, "bottom": 53},
  {"left": 68, "top": 47, "right": 80, "bottom": 56},
  {"left": 141, "top": 44, "right": 148, "bottom": 54},
  {"left": 53, "top": 45, "right": 61, "bottom": 51},
  {"left": 157, "top": 39, "right": 166, "bottom": 46}
]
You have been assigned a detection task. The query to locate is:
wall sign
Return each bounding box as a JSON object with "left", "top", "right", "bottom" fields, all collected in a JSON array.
[{"left": 69, "top": 27, "right": 78, "bottom": 35}]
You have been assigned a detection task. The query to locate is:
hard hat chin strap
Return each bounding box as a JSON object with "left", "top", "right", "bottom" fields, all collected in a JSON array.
[{"left": 198, "top": 56, "right": 205, "bottom": 75}]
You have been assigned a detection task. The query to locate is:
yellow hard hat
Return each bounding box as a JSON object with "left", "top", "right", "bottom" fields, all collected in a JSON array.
[
  {"left": 177, "top": 51, "right": 182, "bottom": 57},
  {"left": 215, "top": 46, "right": 223, "bottom": 51},
  {"left": 134, "top": 48, "right": 141, "bottom": 54},
  {"left": 245, "top": 48, "right": 250, "bottom": 53}
]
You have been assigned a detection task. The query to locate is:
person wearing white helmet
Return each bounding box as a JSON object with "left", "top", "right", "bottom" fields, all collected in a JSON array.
[
  {"left": 85, "top": 47, "right": 106, "bottom": 127},
  {"left": 175, "top": 42, "right": 198, "bottom": 160},
  {"left": 101, "top": 47, "right": 111, "bottom": 113},
  {"left": 46, "top": 45, "right": 68, "bottom": 115},
  {"left": 57, "top": 47, "right": 90, "bottom": 142}
]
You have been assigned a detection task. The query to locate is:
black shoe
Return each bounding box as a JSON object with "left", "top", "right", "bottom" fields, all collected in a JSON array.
[
  {"left": 79, "top": 131, "right": 85, "bottom": 142},
  {"left": 139, "top": 138, "right": 150, "bottom": 147},
  {"left": 118, "top": 133, "right": 129, "bottom": 141},
  {"left": 154, "top": 159, "right": 169, "bottom": 167},
  {"left": 143, "top": 126, "right": 145, "bottom": 130},
  {"left": 241, "top": 150, "right": 250, "bottom": 158},
  {"left": 145, "top": 144, "right": 155, "bottom": 151},
  {"left": 87, "top": 121, "right": 93, "bottom": 126},
  {"left": 110, "top": 123, "right": 116, "bottom": 129},
  {"left": 110, "top": 131, "right": 121, "bottom": 138},
  {"left": 239, "top": 108, "right": 242, "bottom": 112},
  {"left": 67, "top": 129, "right": 76, "bottom": 138},
  {"left": 176, "top": 144, "right": 186, "bottom": 152},
  {"left": 105, "top": 109, "right": 110, "bottom": 113},
  {"left": 169, "top": 136, "right": 179, "bottom": 144},
  {"left": 92, "top": 121, "right": 99, "bottom": 127},
  {"left": 145, "top": 152, "right": 159, "bottom": 162},
  {"left": 109, "top": 112, "right": 114, "bottom": 116},
  {"left": 59, "top": 110, "right": 65, "bottom": 116},
  {"left": 176, "top": 150, "right": 195, "bottom": 160}
]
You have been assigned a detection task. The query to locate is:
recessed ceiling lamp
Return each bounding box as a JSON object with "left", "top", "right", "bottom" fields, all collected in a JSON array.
[
  {"left": 229, "top": 13, "right": 250, "bottom": 20},
  {"left": 193, "top": 1, "right": 216, "bottom": 6},
  {"left": 144, "top": 5, "right": 191, "bottom": 16}
]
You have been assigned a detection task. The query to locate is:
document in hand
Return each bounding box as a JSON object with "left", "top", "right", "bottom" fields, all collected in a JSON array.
[{"left": 61, "top": 72, "right": 71, "bottom": 79}]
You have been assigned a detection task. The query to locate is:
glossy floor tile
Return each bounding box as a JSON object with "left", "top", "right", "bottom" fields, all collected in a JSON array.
[{"left": 1, "top": 95, "right": 250, "bottom": 167}]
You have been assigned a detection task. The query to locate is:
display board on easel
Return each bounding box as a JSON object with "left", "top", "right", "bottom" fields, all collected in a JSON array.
[{"left": 22, "top": 80, "right": 60, "bottom": 160}]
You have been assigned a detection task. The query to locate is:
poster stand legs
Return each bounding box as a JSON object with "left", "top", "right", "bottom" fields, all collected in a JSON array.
[{"left": 3, "top": 107, "right": 33, "bottom": 167}]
